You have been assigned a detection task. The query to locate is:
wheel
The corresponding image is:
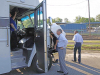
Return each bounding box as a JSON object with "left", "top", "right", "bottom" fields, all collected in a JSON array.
[
  {"left": 48, "top": 53, "right": 52, "bottom": 70},
  {"left": 31, "top": 53, "right": 52, "bottom": 73}
]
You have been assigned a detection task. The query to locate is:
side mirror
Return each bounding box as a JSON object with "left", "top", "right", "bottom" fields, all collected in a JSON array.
[{"left": 48, "top": 17, "right": 52, "bottom": 26}]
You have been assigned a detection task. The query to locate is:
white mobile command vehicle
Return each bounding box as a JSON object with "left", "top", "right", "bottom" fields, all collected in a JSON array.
[{"left": 0, "top": 0, "right": 66, "bottom": 74}]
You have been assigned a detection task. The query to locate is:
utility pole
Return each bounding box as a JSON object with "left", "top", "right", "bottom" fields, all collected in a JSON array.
[{"left": 88, "top": 0, "right": 91, "bottom": 36}]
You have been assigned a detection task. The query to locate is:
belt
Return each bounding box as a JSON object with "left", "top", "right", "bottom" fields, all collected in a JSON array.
[
  {"left": 58, "top": 47, "right": 62, "bottom": 48},
  {"left": 58, "top": 47, "right": 66, "bottom": 48},
  {"left": 76, "top": 42, "right": 81, "bottom": 43}
]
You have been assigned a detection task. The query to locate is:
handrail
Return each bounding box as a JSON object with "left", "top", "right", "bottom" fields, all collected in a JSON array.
[
  {"left": 0, "top": 27, "right": 10, "bottom": 29},
  {"left": 6, "top": 26, "right": 9, "bottom": 47},
  {"left": 0, "top": 39, "right": 7, "bottom": 42}
]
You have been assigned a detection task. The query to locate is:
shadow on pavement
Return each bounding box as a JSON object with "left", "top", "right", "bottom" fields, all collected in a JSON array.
[
  {"left": 66, "top": 61, "right": 100, "bottom": 75},
  {"left": 1, "top": 60, "right": 100, "bottom": 75}
]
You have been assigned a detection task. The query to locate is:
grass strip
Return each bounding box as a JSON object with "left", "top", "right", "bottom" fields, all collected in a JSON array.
[
  {"left": 68, "top": 40, "right": 100, "bottom": 43},
  {"left": 67, "top": 44, "right": 100, "bottom": 50}
]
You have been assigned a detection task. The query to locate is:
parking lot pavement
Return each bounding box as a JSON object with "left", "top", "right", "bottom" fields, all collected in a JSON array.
[{"left": 2, "top": 50, "right": 100, "bottom": 75}]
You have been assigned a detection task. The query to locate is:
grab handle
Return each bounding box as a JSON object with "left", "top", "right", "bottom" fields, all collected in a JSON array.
[{"left": 7, "top": 26, "right": 9, "bottom": 47}]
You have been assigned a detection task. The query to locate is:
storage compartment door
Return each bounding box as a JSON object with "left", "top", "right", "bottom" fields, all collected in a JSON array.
[{"left": 0, "top": 17, "right": 11, "bottom": 74}]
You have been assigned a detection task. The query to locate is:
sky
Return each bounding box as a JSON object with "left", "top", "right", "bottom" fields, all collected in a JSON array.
[{"left": 39, "top": 0, "right": 100, "bottom": 22}]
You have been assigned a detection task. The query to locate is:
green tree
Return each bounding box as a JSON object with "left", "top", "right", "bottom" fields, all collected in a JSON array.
[
  {"left": 47, "top": 19, "right": 49, "bottom": 24},
  {"left": 75, "top": 16, "right": 95, "bottom": 23},
  {"left": 22, "top": 19, "right": 32, "bottom": 28},
  {"left": 47, "top": 17, "right": 62, "bottom": 24},
  {"left": 96, "top": 14, "right": 100, "bottom": 22},
  {"left": 47, "top": 18, "right": 56, "bottom": 24},
  {"left": 55, "top": 17, "right": 62, "bottom": 22},
  {"left": 52, "top": 19, "right": 56, "bottom": 23},
  {"left": 74, "top": 16, "right": 81, "bottom": 23},
  {"left": 64, "top": 18, "right": 70, "bottom": 23},
  {"left": 17, "top": 21, "right": 23, "bottom": 29},
  {"left": 90, "top": 17, "right": 95, "bottom": 22}
]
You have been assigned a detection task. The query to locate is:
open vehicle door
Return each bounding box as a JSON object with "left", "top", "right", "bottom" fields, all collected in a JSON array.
[{"left": 34, "top": 0, "right": 48, "bottom": 72}]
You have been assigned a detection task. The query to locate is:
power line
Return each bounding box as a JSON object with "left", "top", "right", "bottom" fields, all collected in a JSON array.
[{"left": 47, "top": 1, "right": 87, "bottom": 6}]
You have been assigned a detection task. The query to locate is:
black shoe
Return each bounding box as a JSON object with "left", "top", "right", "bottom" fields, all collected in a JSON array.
[
  {"left": 64, "top": 73, "right": 68, "bottom": 75},
  {"left": 52, "top": 59, "right": 58, "bottom": 63},
  {"left": 57, "top": 70, "right": 64, "bottom": 73},
  {"left": 72, "top": 60, "right": 76, "bottom": 62},
  {"left": 78, "top": 62, "right": 81, "bottom": 64},
  {"left": 55, "top": 59, "right": 58, "bottom": 63}
]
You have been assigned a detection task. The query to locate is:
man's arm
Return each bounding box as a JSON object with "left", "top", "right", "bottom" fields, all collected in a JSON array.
[
  {"left": 50, "top": 34, "right": 53, "bottom": 38},
  {"left": 10, "top": 23, "right": 16, "bottom": 31},
  {"left": 72, "top": 35, "right": 76, "bottom": 44},
  {"left": 72, "top": 35, "right": 76, "bottom": 41},
  {"left": 12, "top": 12, "right": 17, "bottom": 20},
  {"left": 54, "top": 40, "right": 58, "bottom": 49}
]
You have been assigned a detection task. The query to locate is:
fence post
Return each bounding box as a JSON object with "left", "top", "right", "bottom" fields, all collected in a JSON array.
[{"left": 81, "top": 27, "right": 82, "bottom": 35}]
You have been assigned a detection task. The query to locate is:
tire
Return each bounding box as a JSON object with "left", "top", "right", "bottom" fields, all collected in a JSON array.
[
  {"left": 48, "top": 53, "right": 52, "bottom": 70},
  {"left": 31, "top": 53, "right": 52, "bottom": 73}
]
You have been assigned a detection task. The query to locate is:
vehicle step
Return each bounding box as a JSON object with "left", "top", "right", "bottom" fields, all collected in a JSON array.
[
  {"left": 11, "top": 56, "right": 26, "bottom": 63},
  {"left": 12, "top": 62, "right": 27, "bottom": 69},
  {"left": 11, "top": 49, "right": 23, "bottom": 57}
]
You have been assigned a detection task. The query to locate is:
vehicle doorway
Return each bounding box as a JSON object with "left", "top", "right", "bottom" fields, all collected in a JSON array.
[{"left": 9, "top": 1, "right": 52, "bottom": 73}]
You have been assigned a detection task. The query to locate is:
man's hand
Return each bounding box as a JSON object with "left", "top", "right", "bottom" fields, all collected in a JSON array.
[
  {"left": 14, "top": 29, "right": 17, "bottom": 31},
  {"left": 15, "top": 12, "right": 17, "bottom": 15},
  {"left": 12, "top": 12, "right": 17, "bottom": 20},
  {"left": 54, "top": 46, "right": 56, "bottom": 50},
  {"left": 60, "top": 47, "right": 64, "bottom": 50}
]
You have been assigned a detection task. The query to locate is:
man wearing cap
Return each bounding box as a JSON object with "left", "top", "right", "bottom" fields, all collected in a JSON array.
[{"left": 57, "top": 29, "right": 68, "bottom": 75}]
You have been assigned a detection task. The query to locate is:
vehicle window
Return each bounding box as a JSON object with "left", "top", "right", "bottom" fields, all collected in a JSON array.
[
  {"left": 37, "top": 7, "right": 43, "bottom": 27},
  {"left": 17, "top": 21, "right": 23, "bottom": 29},
  {"left": 40, "top": 7, "right": 43, "bottom": 27},
  {"left": 21, "top": 16, "right": 33, "bottom": 28},
  {"left": 38, "top": 8, "right": 40, "bottom": 27},
  {"left": 30, "top": 13, "right": 34, "bottom": 25}
]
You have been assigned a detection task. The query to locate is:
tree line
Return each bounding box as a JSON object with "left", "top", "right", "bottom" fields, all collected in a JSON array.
[{"left": 47, "top": 14, "right": 100, "bottom": 24}]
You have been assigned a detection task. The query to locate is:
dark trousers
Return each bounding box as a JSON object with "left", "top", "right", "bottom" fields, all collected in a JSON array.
[
  {"left": 11, "top": 31, "right": 17, "bottom": 50},
  {"left": 74, "top": 42, "right": 81, "bottom": 63}
]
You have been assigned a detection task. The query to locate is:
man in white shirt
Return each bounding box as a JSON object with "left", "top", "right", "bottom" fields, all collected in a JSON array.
[
  {"left": 57, "top": 29, "right": 68, "bottom": 75},
  {"left": 72, "top": 30, "right": 83, "bottom": 64}
]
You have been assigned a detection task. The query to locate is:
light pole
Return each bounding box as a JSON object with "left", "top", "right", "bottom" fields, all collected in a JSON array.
[{"left": 88, "top": 0, "right": 91, "bottom": 36}]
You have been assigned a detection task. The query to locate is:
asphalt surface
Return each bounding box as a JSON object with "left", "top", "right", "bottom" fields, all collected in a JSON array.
[{"left": 2, "top": 50, "right": 100, "bottom": 75}]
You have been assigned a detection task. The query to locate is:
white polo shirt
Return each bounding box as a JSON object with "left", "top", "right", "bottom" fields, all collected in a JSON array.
[
  {"left": 57, "top": 33, "right": 68, "bottom": 48},
  {"left": 73, "top": 33, "right": 83, "bottom": 44}
]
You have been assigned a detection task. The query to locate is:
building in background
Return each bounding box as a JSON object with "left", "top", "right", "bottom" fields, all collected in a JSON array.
[{"left": 59, "top": 23, "right": 86, "bottom": 33}]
